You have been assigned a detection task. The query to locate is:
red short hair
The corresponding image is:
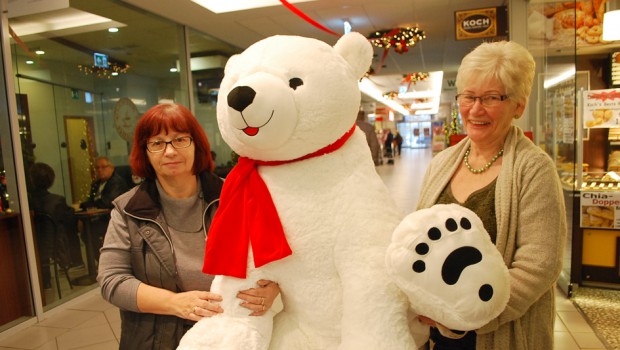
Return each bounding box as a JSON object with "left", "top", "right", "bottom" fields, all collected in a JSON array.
[{"left": 130, "top": 103, "right": 214, "bottom": 179}]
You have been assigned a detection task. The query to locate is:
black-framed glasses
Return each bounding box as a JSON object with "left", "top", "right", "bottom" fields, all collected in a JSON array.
[
  {"left": 146, "top": 136, "right": 193, "bottom": 153},
  {"left": 455, "top": 94, "right": 509, "bottom": 107}
]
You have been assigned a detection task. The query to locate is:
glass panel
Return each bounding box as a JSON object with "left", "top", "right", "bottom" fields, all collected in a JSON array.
[
  {"left": 526, "top": 0, "right": 620, "bottom": 291},
  {"left": 8, "top": 0, "right": 189, "bottom": 309},
  {"left": 187, "top": 28, "right": 240, "bottom": 177},
  {"left": 0, "top": 18, "right": 34, "bottom": 331},
  {"left": 527, "top": 1, "right": 579, "bottom": 294}
]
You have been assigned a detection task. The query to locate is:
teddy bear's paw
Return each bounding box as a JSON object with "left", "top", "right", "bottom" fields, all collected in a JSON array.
[
  {"left": 386, "top": 204, "right": 510, "bottom": 331},
  {"left": 411, "top": 215, "right": 494, "bottom": 302}
]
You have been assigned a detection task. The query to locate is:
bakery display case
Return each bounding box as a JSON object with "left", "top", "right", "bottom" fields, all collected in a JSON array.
[
  {"left": 577, "top": 88, "right": 620, "bottom": 287},
  {"left": 538, "top": 69, "right": 620, "bottom": 289}
]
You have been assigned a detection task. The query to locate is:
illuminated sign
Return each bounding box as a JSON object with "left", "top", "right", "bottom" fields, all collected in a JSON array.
[{"left": 455, "top": 7, "right": 507, "bottom": 40}]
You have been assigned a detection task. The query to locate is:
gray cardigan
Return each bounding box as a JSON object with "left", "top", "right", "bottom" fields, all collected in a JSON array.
[{"left": 417, "top": 126, "right": 567, "bottom": 350}]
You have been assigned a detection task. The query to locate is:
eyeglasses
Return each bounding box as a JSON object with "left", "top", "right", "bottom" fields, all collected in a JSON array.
[
  {"left": 455, "top": 94, "right": 509, "bottom": 107},
  {"left": 146, "top": 136, "right": 193, "bottom": 153}
]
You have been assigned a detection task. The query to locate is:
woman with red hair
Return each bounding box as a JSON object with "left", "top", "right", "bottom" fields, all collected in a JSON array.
[{"left": 97, "top": 103, "right": 280, "bottom": 349}]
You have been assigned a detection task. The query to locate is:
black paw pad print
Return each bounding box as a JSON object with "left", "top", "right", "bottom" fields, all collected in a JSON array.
[
  {"left": 386, "top": 204, "right": 510, "bottom": 331},
  {"left": 411, "top": 216, "right": 491, "bottom": 301}
]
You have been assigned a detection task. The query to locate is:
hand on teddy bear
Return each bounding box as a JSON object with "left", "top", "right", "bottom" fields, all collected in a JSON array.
[
  {"left": 136, "top": 286, "right": 223, "bottom": 322},
  {"left": 237, "top": 280, "right": 281, "bottom": 316}
]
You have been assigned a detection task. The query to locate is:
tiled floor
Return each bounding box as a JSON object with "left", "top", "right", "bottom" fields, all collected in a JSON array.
[{"left": 0, "top": 147, "right": 610, "bottom": 350}]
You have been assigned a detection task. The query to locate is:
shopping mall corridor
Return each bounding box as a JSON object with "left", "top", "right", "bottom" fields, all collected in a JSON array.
[{"left": 0, "top": 147, "right": 610, "bottom": 350}]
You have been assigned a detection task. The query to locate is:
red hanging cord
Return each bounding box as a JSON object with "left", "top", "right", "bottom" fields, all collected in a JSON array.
[{"left": 279, "top": 0, "right": 341, "bottom": 36}]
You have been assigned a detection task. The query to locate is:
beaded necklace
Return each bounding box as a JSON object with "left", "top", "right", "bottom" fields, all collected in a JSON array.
[{"left": 463, "top": 146, "right": 504, "bottom": 174}]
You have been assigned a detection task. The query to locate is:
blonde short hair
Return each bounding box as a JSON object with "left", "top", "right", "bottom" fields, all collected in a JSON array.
[{"left": 455, "top": 41, "right": 535, "bottom": 105}]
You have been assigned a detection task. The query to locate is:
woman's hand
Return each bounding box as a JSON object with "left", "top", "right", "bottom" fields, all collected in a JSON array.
[
  {"left": 174, "top": 290, "right": 224, "bottom": 321},
  {"left": 237, "top": 279, "right": 281, "bottom": 316},
  {"left": 419, "top": 315, "right": 468, "bottom": 339},
  {"left": 419, "top": 315, "right": 437, "bottom": 327}
]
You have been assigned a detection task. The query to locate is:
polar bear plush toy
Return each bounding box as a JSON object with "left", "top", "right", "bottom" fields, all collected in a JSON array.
[
  {"left": 178, "top": 32, "right": 419, "bottom": 350},
  {"left": 386, "top": 204, "right": 510, "bottom": 334}
]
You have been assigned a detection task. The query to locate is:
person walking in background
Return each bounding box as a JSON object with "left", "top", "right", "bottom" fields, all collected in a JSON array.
[
  {"left": 97, "top": 103, "right": 280, "bottom": 349},
  {"left": 384, "top": 128, "right": 394, "bottom": 156},
  {"left": 393, "top": 130, "right": 403, "bottom": 156},
  {"left": 29, "top": 162, "right": 84, "bottom": 288},
  {"left": 356, "top": 109, "right": 381, "bottom": 165},
  {"left": 416, "top": 41, "right": 566, "bottom": 349}
]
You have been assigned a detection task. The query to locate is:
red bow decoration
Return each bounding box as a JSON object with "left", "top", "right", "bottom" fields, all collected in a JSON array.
[{"left": 203, "top": 125, "right": 357, "bottom": 278}]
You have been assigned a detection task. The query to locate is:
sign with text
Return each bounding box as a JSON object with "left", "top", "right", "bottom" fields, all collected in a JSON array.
[
  {"left": 583, "top": 88, "right": 620, "bottom": 128},
  {"left": 455, "top": 7, "right": 507, "bottom": 40},
  {"left": 581, "top": 191, "right": 620, "bottom": 228}
]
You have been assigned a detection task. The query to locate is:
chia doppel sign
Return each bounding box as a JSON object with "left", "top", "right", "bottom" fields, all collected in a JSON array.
[{"left": 455, "top": 7, "right": 507, "bottom": 40}]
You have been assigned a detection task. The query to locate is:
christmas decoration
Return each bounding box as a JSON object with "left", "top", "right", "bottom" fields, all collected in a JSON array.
[
  {"left": 444, "top": 106, "right": 461, "bottom": 147},
  {"left": 367, "top": 27, "right": 426, "bottom": 54},
  {"left": 383, "top": 91, "right": 399, "bottom": 100},
  {"left": 77, "top": 62, "right": 130, "bottom": 79},
  {"left": 401, "top": 72, "right": 429, "bottom": 89}
]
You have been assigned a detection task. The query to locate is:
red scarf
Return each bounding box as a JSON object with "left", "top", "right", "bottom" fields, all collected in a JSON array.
[{"left": 203, "top": 125, "right": 356, "bottom": 278}]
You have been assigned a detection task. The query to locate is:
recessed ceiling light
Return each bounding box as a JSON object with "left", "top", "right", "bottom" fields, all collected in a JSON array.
[
  {"left": 191, "top": 0, "right": 316, "bottom": 13},
  {"left": 111, "top": 72, "right": 119, "bottom": 76},
  {"left": 35, "top": 50, "right": 45, "bottom": 55},
  {"left": 170, "top": 68, "right": 178, "bottom": 72},
  {"left": 25, "top": 60, "right": 34, "bottom": 64},
  {"left": 108, "top": 27, "right": 119, "bottom": 33},
  {"left": 9, "top": 8, "right": 126, "bottom": 37}
]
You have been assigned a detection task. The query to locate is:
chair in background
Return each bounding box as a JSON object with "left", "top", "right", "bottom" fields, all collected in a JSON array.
[{"left": 33, "top": 212, "right": 74, "bottom": 298}]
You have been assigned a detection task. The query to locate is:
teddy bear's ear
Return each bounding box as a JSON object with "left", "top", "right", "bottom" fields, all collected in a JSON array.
[
  {"left": 334, "top": 32, "right": 373, "bottom": 80},
  {"left": 223, "top": 54, "right": 240, "bottom": 75}
]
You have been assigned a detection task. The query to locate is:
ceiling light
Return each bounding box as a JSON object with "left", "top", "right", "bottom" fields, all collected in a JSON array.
[
  {"left": 108, "top": 27, "right": 119, "bottom": 33},
  {"left": 359, "top": 78, "right": 410, "bottom": 116},
  {"left": 191, "top": 0, "right": 316, "bottom": 13},
  {"left": 25, "top": 60, "right": 34, "bottom": 64},
  {"left": 9, "top": 8, "right": 125, "bottom": 37},
  {"left": 170, "top": 67, "right": 178, "bottom": 72},
  {"left": 544, "top": 67, "right": 576, "bottom": 89},
  {"left": 603, "top": 10, "right": 620, "bottom": 41},
  {"left": 343, "top": 20, "right": 351, "bottom": 34},
  {"left": 35, "top": 50, "right": 45, "bottom": 55}
]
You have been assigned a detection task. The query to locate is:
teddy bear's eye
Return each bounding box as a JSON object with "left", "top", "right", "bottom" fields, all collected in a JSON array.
[{"left": 289, "top": 77, "right": 304, "bottom": 90}]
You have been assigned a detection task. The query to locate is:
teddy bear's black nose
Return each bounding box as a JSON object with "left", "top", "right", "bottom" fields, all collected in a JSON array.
[{"left": 227, "top": 86, "right": 256, "bottom": 112}]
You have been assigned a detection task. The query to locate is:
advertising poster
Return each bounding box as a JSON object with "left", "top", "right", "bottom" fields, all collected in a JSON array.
[
  {"left": 528, "top": 0, "right": 610, "bottom": 48},
  {"left": 581, "top": 192, "right": 620, "bottom": 228},
  {"left": 583, "top": 88, "right": 620, "bottom": 128}
]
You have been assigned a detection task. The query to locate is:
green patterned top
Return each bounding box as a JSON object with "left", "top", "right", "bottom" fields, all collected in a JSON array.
[{"left": 436, "top": 179, "right": 497, "bottom": 244}]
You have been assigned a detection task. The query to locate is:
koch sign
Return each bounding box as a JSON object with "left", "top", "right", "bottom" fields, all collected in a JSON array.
[{"left": 455, "top": 7, "right": 507, "bottom": 40}]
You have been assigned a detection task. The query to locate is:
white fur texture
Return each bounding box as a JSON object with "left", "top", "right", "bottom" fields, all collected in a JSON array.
[
  {"left": 179, "top": 32, "right": 419, "bottom": 350},
  {"left": 386, "top": 204, "right": 510, "bottom": 331}
]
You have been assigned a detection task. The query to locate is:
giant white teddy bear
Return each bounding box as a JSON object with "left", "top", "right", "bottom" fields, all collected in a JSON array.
[
  {"left": 178, "top": 32, "right": 419, "bottom": 350},
  {"left": 178, "top": 33, "right": 511, "bottom": 350}
]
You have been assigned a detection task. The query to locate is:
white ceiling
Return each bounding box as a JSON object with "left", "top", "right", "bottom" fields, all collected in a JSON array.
[{"left": 121, "top": 0, "right": 508, "bottom": 114}]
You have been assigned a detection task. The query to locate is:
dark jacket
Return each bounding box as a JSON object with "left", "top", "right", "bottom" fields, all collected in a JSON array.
[
  {"left": 81, "top": 171, "right": 130, "bottom": 209},
  {"left": 101, "top": 172, "right": 222, "bottom": 350}
]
